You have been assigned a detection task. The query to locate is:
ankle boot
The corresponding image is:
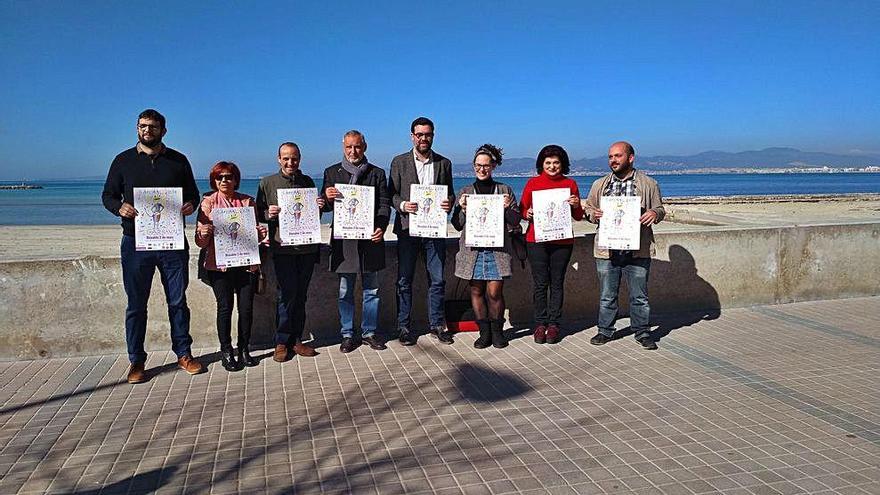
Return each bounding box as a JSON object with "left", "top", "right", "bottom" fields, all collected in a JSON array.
[
  {"left": 491, "top": 319, "right": 508, "bottom": 349},
  {"left": 238, "top": 346, "right": 258, "bottom": 367},
  {"left": 474, "top": 319, "right": 492, "bottom": 349},
  {"left": 220, "top": 348, "right": 240, "bottom": 372}
]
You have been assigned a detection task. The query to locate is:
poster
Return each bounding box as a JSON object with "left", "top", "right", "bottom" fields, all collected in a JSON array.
[
  {"left": 332, "top": 184, "right": 374, "bottom": 240},
  {"left": 532, "top": 188, "right": 573, "bottom": 243},
  {"left": 409, "top": 184, "right": 448, "bottom": 238},
  {"left": 465, "top": 194, "right": 504, "bottom": 248},
  {"left": 212, "top": 206, "right": 260, "bottom": 269},
  {"left": 597, "top": 195, "right": 641, "bottom": 250},
  {"left": 278, "top": 187, "right": 321, "bottom": 246},
  {"left": 133, "top": 187, "right": 184, "bottom": 251}
]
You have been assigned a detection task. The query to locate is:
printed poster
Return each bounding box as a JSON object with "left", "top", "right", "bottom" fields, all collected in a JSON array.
[
  {"left": 212, "top": 207, "right": 260, "bottom": 269},
  {"left": 332, "top": 184, "right": 374, "bottom": 240},
  {"left": 133, "top": 187, "right": 184, "bottom": 251},
  {"left": 278, "top": 188, "right": 321, "bottom": 246},
  {"left": 465, "top": 194, "right": 504, "bottom": 248},
  {"left": 532, "top": 188, "right": 573, "bottom": 243},
  {"left": 409, "top": 184, "right": 448, "bottom": 238},
  {"left": 597, "top": 195, "right": 641, "bottom": 250}
]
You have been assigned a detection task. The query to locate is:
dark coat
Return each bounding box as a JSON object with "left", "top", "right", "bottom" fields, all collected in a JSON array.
[
  {"left": 388, "top": 150, "right": 455, "bottom": 235},
  {"left": 320, "top": 162, "right": 391, "bottom": 273}
]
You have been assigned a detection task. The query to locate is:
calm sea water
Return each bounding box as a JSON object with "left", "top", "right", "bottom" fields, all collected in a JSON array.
[{"left": 2, "top": 173, "right": 879, "bottom": 225}]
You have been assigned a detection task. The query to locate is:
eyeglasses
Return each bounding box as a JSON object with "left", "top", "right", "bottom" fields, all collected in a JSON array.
[
  {"left": 413, "top": 132, "right": 434, "bottom": 139},
  {"left": 137, "top": 124, "right": 161, "bottom": 131},
  {"left": 473, "top": 164, "right": 494, "bottom": 170},
  {"left": 216, "top": 174, "right": 235, "bottom": 182}
]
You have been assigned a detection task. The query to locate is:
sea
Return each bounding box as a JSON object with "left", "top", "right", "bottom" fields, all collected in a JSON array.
[{"left": 2, "top": 173, "right": 879, "bottom": 226}]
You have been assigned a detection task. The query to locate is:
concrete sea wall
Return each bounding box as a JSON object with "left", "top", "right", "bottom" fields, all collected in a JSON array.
[{"left": 1, "top": 223, "right": 878, "bottom": 360}]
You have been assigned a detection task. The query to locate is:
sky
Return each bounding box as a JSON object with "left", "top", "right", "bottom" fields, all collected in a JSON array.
[{"left": 1, "top": 0, "right": 878, "bottom": 180}]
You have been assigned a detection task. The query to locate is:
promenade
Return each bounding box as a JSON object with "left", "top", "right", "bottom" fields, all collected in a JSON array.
[{"left": 1, "top": 296, "right": 878, "bottom": 494}]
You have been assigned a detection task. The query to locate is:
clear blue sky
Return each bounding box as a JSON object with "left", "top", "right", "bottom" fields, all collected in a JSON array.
[{"left": 1, "top": 0, "right": 878, "bottom": 179}]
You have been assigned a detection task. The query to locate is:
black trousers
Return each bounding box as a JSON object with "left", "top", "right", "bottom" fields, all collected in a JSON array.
[
  {"left": 272, "top": 253, "right": 318, "bottom": 345},
  {"left": 207, "top": 268, "right": 257, "bottom": 350},
  {"left": 527, "top": 243, "right": 573, "bottom": 325}
]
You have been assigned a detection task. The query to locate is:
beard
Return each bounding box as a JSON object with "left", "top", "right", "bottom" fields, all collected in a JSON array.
[{"left": 138, "top": 134, "right": 162, "bottom": 147}]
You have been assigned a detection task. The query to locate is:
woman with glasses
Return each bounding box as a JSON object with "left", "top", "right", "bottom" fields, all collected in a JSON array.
[
  {"left": 195, "top": 161, "right": 267, "bottom": 371},
  {"left": 451, "top": 144, "right": 522, "bottom": 349},
  {"left": 519, "top": 145, "right": 584, "bottom": 344}
]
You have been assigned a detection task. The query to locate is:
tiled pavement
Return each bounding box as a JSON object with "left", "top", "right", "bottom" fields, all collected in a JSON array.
[{"left": 1, "top": 297, "right": 878, "bottom": 495}]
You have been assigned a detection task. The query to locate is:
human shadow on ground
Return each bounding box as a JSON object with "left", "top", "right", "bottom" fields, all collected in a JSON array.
[{"left": 74, "top": 466, "right": 177, "bottom": 495}]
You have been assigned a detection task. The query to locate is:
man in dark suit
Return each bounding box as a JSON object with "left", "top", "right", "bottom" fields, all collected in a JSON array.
[
  {"left": 388, "top": 117, "right": 455, "bottom": 345},
  {"left": 321, "top": 130, "right": 391, "bottom": 353}
]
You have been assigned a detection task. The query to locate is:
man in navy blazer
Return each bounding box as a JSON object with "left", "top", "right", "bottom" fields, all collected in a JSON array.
[{"left": 388, "top": 117, "right": 456, "bottom": 345}]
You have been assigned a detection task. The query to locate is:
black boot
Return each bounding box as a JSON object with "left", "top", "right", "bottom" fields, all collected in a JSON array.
[
  {"left": 221, "top": 348, "right": 240, "bottom": 372},
  {"left": 491, "top": 319, "right": 508, "bottom": 349},
  {"left": 474, "top": 319, "right": 492, "bottom": 349},
  {"left": 238, "top": 346, "right": 258, "bottom": 367}
]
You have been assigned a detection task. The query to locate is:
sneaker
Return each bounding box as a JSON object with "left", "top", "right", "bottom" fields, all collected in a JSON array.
[
  {"left": 590, "top": 333, "right": 613, "bottom": 345},
  {"left": 363, "top": 335, "right": 387, "bottom": 350},
  {"left": 638, "top": 337, "right": 658, "bottom": 350},
  {"left": 533, "top": 325, "right": 547, "bottom": 344},
  {"left": 340, "top": 337, "right": 357, "bottom": 353},
  {"left": 545, "top": 324, "right": 561, "bottom": 344},
  {"left": 430, "top": 326, "right": 454, "bottom": 345}
]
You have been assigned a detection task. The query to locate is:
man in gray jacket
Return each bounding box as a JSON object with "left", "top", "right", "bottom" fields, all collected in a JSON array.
[
  {"left": 388, "top": 117, "right": 455, "bottom": 345},
  {"left": 584, "top": 141, "right": 665, "bottom": 350}
]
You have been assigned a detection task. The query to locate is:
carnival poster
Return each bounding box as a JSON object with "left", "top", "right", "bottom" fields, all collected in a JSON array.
[
  {"left": 597, "top": 195, "right": 641, "bottom": 250},
  {"left": 133, "top": 187, "right": 184, "bottom": 251},
  {"left": 212, "top": 206, "right": 260, "bottom": 269},
  {"left": 332, "top": 184, "right": 374, "bottom": 240},
  {"left": 532, "top": 188, "right": 573, "bottom": 243},
  {"left": 278, "top": 187, "right": 321, "bottom": 246},
  {"left": 465, "top": 194, "right": 504, "bottom": 248},
  {"left": 409, "top": 184, "right": 448, "bottom": 238}
]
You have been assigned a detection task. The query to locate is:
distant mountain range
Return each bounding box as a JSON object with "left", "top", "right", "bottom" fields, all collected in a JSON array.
[{"left": 453, "top": 147, "right": 880, "bottom": 176}]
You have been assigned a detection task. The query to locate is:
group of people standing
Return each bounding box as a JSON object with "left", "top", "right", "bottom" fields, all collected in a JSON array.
[{"left": 102, "top": 110, "right": 665, "bottom": 384}]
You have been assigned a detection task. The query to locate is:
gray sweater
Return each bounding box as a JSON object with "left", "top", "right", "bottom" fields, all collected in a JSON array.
[{"left": 450, "top": 182, "right": 522, "bottom": 279}]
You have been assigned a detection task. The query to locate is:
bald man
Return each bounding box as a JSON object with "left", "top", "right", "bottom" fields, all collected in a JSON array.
[{"left": 584, "top": 141, "right": 665, "bottom": 350}]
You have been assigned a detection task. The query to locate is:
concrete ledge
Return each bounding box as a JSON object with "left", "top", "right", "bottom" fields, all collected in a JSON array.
[{"left": 1, "top": 223, "right": 878, "bottom": 360}]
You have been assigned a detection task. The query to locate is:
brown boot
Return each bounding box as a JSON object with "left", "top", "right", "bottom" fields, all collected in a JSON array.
[
  {"left": 177, "top": 355, "right": 206, "bottom": 375},
  {"left": 127, "top": 362, "right": 148, "bottom": 384},
  {"left": 293, "top": 342, "right": 318, "bottom": 357},
  {"left": 273, "top": 344, "right": 289, "bottom": 362}
]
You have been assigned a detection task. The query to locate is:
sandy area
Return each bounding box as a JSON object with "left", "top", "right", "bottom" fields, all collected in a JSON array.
[{"left": 2, "top": 194, "right": 878, "bottom": 262}]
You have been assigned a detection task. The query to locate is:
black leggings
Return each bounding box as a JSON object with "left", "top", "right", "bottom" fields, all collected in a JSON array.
[
  {"left": 527, "top": 243, "right": 573, "bottom": 325},
  {"left": 207, "top": 268, "right": 257, "bottom": 350}
]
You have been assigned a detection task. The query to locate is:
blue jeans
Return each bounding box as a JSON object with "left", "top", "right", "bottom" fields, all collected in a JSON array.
[
  {"left": 120, "top": 235, "right": 193, "bottom": 363},
  {"left": 338, "top": 271, "right": 380, "bottom": 339},
  {"left": 396, "top": 233, "right": 446, "bottom": 331},
  {"left": 596, "top": 253, "right": 651, "bottom": 341},
  {"left": 273, "top": 253, "right": 318, "bottom": 345},
  {"left": 472, "top": 250, "right": 501, "bottom": 280}
]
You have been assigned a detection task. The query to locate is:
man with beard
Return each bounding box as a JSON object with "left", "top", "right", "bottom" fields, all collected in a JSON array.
[
  {"left": 584, "top": 141, "right": 666, "bottom": 350},
  {"left": 256, "top": 142, "right": 323, "bottom": 362},
  {"left": 388, "top": 117, "right": 455, "bottom": 345},
  {"left": 321, "top": 130, "right": 391, "bottom": 353},
  {"left": 101, "top": 109, "right": 205, "bottom": 383}
]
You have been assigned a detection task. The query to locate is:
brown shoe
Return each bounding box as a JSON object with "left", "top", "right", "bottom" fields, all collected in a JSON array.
[
  {"left": 293, "top": 342, "right": 318, "bottom": 357},
  {"left": 177, "top": 355, "right": 206, "bottom": 375},
  {"left": 273, "top": 344, "right": 289, "bottom": 362},
  {"left": 127, "top": 362, "right": 147, "bottom": 384}
]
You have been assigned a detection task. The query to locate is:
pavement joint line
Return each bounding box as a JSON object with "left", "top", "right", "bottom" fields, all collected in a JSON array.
[
  {"left": 661, "top": 339, "right": 880, "bottom": 447},
  {"left": 751, "top": 306, "right": 880, "bottom": 348}
]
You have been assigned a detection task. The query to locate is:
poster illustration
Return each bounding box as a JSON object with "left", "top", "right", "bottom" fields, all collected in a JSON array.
[
  {"left": 212, "top": 206, "right": 260, "bottom": 269},
  {"left": 597, "top": 195, "right": 641, "bottom": 250},
  {"left": 278, "top": 187, "right": 321, "bottom": 246},
  {"left": 465, "top": 194, "right": 504, "bottom": 248},
  {"left": 332, "top": 184, "right": 374, "bottom": 240},
  {"left": 409, "top": 184, "right": 448, "bottom": 238},
  {"left": 133, "top": 187, "right": 184, "bottom": 251},
  {"left": 532, "top": 188, "right": 573, "bottom": 242}
]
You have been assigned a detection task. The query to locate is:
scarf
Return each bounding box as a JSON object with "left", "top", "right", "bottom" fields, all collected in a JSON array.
[{"left": 341, "top": 156, "right": 370, "bottom": 184}]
